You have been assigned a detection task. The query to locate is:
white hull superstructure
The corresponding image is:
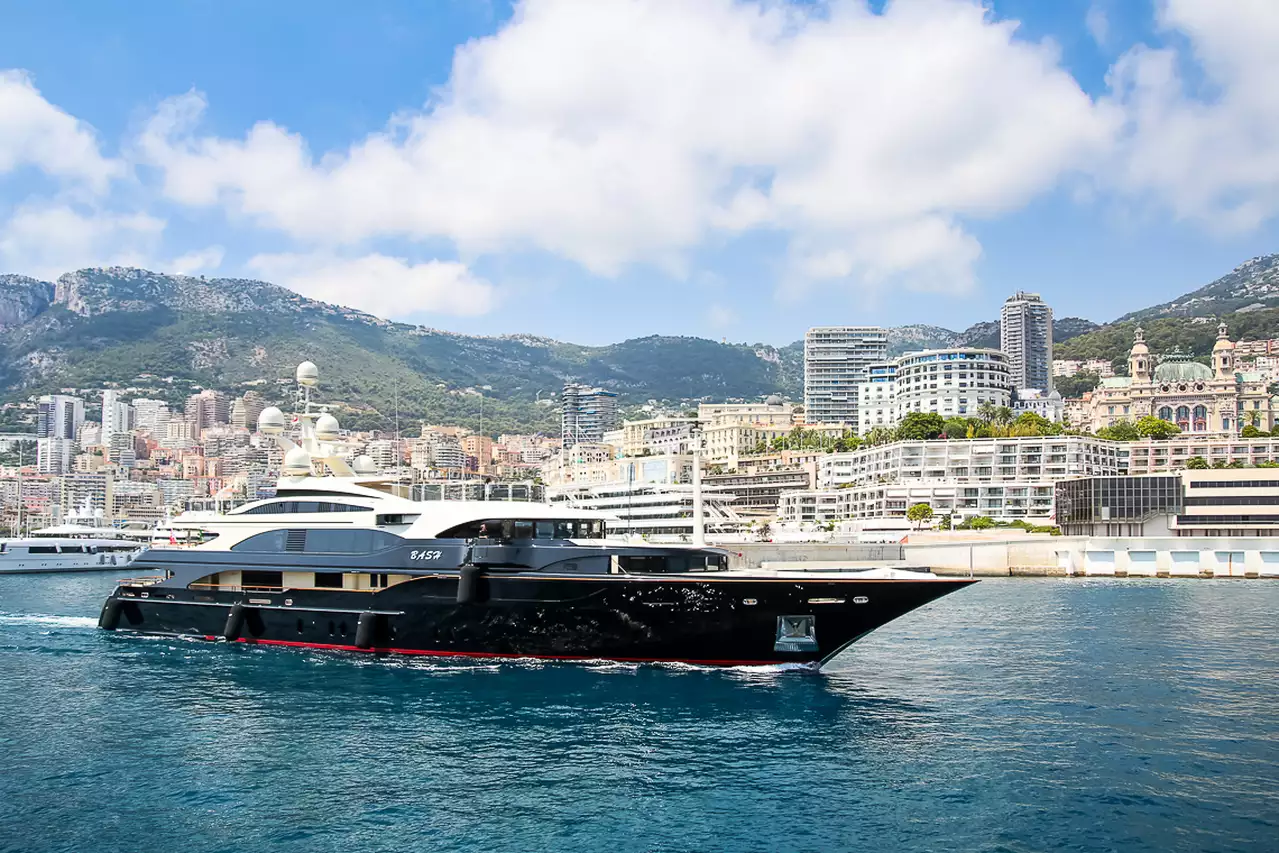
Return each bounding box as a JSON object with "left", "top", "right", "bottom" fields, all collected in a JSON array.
[{"left": 0, "top": 537, "right": 143, "bottom": 574}]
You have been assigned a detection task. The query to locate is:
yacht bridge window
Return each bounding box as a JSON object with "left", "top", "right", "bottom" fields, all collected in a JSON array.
[
  {"left": 437, "top": 519, "right": 607, "bottom": 540},
  {"left": 237, "top": 501, "right": 370, "bottom": 515},
  {"left": 617, "top": 554, "right": 728, "bottom": 573},
  {"left": 230, "top": 528, "right": 403, "bottom": 554}
]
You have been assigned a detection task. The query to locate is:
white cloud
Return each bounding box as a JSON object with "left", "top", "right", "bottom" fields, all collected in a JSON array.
[
  {"left": 0, "top": 70, "right": 121, "bottom": 191},
  {"left": 170, "top": 245, "right": 225, "bottom": 275},
  {"left": 245, "top": 253, "right": 495, "bottom": 318},
  {"left": 1104, "top": 0, "right": 1279, "bottom": 230},
  {"left": 1085, "top": 3, "right": 1109, "bottom": 46},
  {"left": 0, "top": 205, "right": 165, "bottom": 279},
  {"left": 137, "top": 0, "right": 1114, "bottom": 295}
]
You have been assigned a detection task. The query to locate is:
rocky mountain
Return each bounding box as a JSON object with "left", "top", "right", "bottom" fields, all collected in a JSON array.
[
  {"left": 1120, "top": 254, "right": 1279, "bottom": 321},
  {"left": 1, "top": 254, "right": 1272, "bottom": 432},
  {"left": 0, "top": 268, "right": 804, "bottom": 434},
  {"left": 0, "top": 275, "right": 55, "bottom": 331}
]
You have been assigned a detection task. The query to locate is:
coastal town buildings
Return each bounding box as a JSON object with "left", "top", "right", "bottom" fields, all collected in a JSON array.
[
  {"left": 854, "top": 349, "right": 1012, "bottom": 434},
  {"left": 1085, "top": 325, "right": 1276, "bottom": 434}
]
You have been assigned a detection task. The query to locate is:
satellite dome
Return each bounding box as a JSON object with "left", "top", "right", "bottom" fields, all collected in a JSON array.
[
  {"left": 352, "top": 455, "right": 378, "bottom": 475},
  {"left": 282, "top": 446, "right": 313, "bottom": 476},
  {"left": 257, "top": 406, "right": 285, "bottom": 435},
  {"left": 765, "top": 394, "right": 783, "bottom": 407},
  {"left": 296, "top": 361, "right": 319, "bottom": 387},
  {"left": 314, "top": 412, "right": 340, "bottom": 442}
]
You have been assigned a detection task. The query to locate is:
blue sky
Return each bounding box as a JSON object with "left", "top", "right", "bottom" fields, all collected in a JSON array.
[{"left": 1, "top": 0, "right": 1277, "bottom": 345}]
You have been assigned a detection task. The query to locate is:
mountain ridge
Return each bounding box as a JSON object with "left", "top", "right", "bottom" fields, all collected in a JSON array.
[{"left": 1, "top": 254, "right": 1275, "bottom": 431}]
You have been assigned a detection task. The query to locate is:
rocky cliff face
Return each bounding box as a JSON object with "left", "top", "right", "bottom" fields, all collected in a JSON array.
[
  {"left": 0, "top": 275, "right": 55, "bottom": 330},
  {"left": 52, "top": 267, "right": 336, "bottom": 318}
]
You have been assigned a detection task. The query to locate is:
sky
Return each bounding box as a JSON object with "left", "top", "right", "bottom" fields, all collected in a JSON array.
[{"left": 1, "top": 0, "right": 1278, "bottom": 345}]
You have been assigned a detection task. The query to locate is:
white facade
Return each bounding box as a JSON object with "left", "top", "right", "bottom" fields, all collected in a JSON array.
[
  {"left": 804, "top": 326, "right": 888, "bottom": 429},
  {"left": 853, "top": 349, "right": 1011, "bottom": 434},
  {"left": 781, "top": 436, "right": 1126, "bottom": 525},
  {"left": 37, "top": 395, "right": 84, "bottom": 440},
  {"left": 1013, "top": 388, "right": 1064, "bottom": 422},
  {"left": 1001, "top": 292, "right": 1053, "bottom": 393},
  {"left": 818, "top": 436, "right": 1125, "bottom": 489},
  {"left": 101, "top": 390, "right": 134, "bottom": 448},
  {"left": 36, "top": 437, "right": 75, "bottom": 475},
  {"left": 132, "top": 398, "right": 171, "bottom": 435},
  {"left": 780, "top": 481, "right": 1059, "bottom": 525}
]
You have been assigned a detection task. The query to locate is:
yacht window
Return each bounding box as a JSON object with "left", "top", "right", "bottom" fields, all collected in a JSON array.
[
  {"left": 314, "top": 573, "right": 344, "bottom": 589},
  {"left": 239, "top": 501, "right": 368, "bottom": 515},
  {"left": 242, "top": 570, "right": 283, "bottom": 589},
  {"left": 437, "top": 519, "right": 607, "bottom": 540},
  {"left": 618, "top": 554, "right": 728, "bottom": 573},
  {"left": 231, "top": 529, "right": 401, "bottom": 554},
  {"left": 29, "top": 546, "right": 58, "bottom": 554}
]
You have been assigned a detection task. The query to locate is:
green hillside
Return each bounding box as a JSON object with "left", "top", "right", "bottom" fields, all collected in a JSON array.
[{"left": 0, "top": 268, "right": 803, "bottom": 434}]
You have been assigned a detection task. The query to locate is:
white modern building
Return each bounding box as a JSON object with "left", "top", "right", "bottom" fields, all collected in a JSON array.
[
  {"left": 132, "top": 398, "right": 171, "bottom": 435},
  {"left": 562, "top": 384, "right": 619, "bottom": 447},
  {"left": 780, "top": 436, "right": 1126, "bottom": 526},
  {"left": 101, "top": 390, "right": 135, "bottom": 448},
  {"left": 1012, "top": 388, "right": 1064, "bottom": 422},
  {"left": 36, "top": 395, "right": 85, "bottom": 440},
  {"left": 36, "top": 437, "right": 75, "bottom": 475},
  {"left": 1001, "top": 292, "right": 1053, "bottom": 393},
  {"left": 804, "top": 326, "right": 888, "bottom": 430},
  {"left": 856, "top": 349, "right": 1012, "bottom": 434}
]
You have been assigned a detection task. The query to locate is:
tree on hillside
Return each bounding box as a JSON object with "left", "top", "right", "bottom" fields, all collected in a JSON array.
[
  {"left": 1054, "top": 371, "right": 1102, "bottom": 399},
  {"left": 1185, "top": 456, "right": 1209, "bottom": 469},
  {"left": 1135, "top": 415, "right": 1181, "bottom": 440},
  {"left": 895, "top": 412, "right": 945, "bottom": 441},
  {"left": 906, "top": 502, "right": 934, "bottom": 530},
  {"left": 1096, "top": 419, "right": 1140, "bottom": 441}
]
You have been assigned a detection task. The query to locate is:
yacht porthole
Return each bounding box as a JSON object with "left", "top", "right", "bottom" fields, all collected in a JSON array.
[{"left": 742, "top": 598, "right": 758, "bottom": 606}]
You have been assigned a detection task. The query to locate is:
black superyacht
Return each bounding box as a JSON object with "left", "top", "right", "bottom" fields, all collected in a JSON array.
[{"left": 99, "top": 364, "right": 974, "bottom": 668}]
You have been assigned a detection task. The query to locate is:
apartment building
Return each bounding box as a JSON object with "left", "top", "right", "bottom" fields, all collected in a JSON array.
[{"left": 804, "top": 326, "right": 888, "bottom": 429}]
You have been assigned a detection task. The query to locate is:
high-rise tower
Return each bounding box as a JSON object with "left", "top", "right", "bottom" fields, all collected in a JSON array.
[
  {"left": 803, "top": 326, "right": 888, "bottom": 430},
  {"left": 1000, "top": 292, "right": 1053, "bottom": 393}
]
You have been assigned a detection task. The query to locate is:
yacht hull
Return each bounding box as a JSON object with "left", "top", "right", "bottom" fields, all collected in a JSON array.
[{"left": 100, "top": 573, "right": 974, "bottom": 667}]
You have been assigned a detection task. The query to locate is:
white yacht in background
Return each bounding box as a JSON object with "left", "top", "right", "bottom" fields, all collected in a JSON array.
[{"left": 0, "top": 537, "right": 143, "bottom": 574}]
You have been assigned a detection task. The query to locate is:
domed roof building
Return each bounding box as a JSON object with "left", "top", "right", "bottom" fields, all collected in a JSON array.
[{"left": 1083, "top": 324, "right": 1275, "bottom": 434}]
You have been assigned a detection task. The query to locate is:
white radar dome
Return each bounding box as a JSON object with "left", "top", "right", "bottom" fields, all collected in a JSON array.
[
  {"left": 257, "top": 406, "right": 285, "bottom": 435},
  {"left": 282, "top": 446, "right": 313, "bottom": 476},
  {"left": 314, "top": 412, "right": 340, "bottom": 442},
  {"left": 352, "top": 455, "right": 378, "bottom": 475},
  {"left": 296, "top": 361, "right": 319, "bottom": 387}
]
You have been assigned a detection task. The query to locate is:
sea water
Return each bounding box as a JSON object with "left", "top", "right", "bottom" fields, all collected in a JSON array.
[{"left": 1, "top": 573, "right": 1276, "bottom": 853}]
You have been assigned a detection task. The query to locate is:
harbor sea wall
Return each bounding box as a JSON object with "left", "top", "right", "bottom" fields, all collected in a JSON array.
[{"left": 727, "top": 537, "right": 1279, "bottom": 578}]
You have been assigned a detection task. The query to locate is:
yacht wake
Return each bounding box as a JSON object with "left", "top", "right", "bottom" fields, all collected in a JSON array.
[{"left": 0, "top": 613, "right": 99, "bottom": 630}]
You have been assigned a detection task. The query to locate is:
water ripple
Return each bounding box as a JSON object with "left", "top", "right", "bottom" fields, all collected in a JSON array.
[{"left": 1, "top": 574, "right": 1277, "bottom": 853}]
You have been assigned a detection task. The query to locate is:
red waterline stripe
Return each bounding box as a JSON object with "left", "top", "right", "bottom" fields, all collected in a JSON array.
[{"left": 215, "top": 636, "right": 782, "bottom": 667}]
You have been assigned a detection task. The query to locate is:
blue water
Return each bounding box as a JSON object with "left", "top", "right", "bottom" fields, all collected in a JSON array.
[{"left": 1, "top": 575, "right": 1277, "bottom": 853}]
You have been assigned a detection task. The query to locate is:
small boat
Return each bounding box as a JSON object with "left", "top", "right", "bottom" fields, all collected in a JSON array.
[{"left": 98, "top": 362, "right": 975, "bottom": 668}]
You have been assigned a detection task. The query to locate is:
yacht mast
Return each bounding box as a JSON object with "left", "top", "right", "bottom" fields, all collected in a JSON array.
[{"left": 692, "top": 425, "right": 705, "bottom": 547}]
